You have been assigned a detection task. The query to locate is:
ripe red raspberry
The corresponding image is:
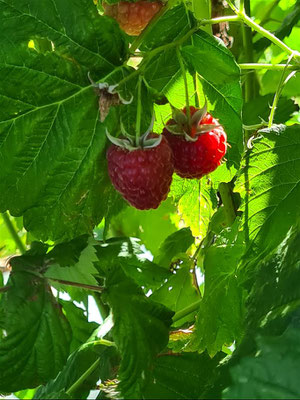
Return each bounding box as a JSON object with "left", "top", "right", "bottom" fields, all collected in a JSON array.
[
  {"left": 107, "top": 136, "right": 173, "bottom": 209},
  {"left": 103, "top": 0, "right": 163, "bottom": 36},
  {"left": 163, "top": 107, "right": 227, "bottom": 179}
]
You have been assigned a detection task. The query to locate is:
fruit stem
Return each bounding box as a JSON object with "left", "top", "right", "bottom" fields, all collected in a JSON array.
[
  {"left": 49, "top": 278, "right": 104, "bottom": 293},
  {"left": 135, "top": 75, "right": 143, "bottom": 147},
  {"left": 172, "top": 299, "right": 201, "bottom": 323},
  {"left": 1, "top": 212, "right": 26, "bottom": 254},
  {"left": 240, "top": 0, "right": 255, "bottom": 102},
  {"left": 227, "top": 0, "right": 299, "bottom": 58},
  {"left": 130, "top": 1, "right": 172, "bottom": 54},
  {"left": 268, "top": 54, "right": 296, "bottom": 127},
  {"left": 176, "top": 47, "right": 191, "bottom": 127}
]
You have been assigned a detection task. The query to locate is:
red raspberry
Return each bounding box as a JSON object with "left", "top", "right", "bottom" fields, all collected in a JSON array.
[
  {"left": 163, "top": 107, "right": 227, "bottom": 179},
  {"left": 103, "top": 1, "right": 163, "bottom": 36},
  {"left": 107, "top": 136, "right": 173, "bottom": 209}
]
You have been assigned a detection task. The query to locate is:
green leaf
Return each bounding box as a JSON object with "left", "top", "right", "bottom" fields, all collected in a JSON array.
[
  {"left": 182, "top": 30, "right": 243, "bottom": 168},
  {"left": 0, "top": 260, "right": 71, "bottom": 392},
  {"left": 151, "top": 258, "right": 200, "bottom": 327},
  {"left": 143, "top": 352, "right": 223, "bottom": 400},
  {"left": 142, "top": 5, "right": 193, "bottom": 94},
  {"left": 189, "top": 220, "right": 246, "bottom": 356},
  {"left": 224, "top": 322, "right": 300, "bottom": 399},
  {"left": 236, "top": 124, "right": 300, "bottom": 260},
  {"left": 103, "top": 267, "right": 174, "bottom": 399},
  {"left": 45, "top": 236, "right": 99, "bottom": 286},
  {"left": 156, "top": 228, "right": 194, "bottom": 268},
  {"left": 169, "top": 175, "right": 217, "bottom": 239},
  {"left": 245, "top": 226, "right": 300, "bottom": 331},
  {"left": 96, "top": 237, "right": 171, "bottom": 291},
  {"left": 0, "top": 0, "right": 128, "bottom": 241},
  {"left": 34, "top": 330, "right": 115, "bottom": 400}
]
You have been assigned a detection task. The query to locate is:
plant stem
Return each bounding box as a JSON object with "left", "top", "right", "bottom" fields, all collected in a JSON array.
[
  {"left": 241, "top": 0, "right": 255, "bottom": 101},
  {"left": 116, "top": 15, "right": 241, "bottom": 89},
  {"left": 176, "top": 47, "right": 191, "bottom": 124},
  {"left": 218, "top": 182, "right": 237, "bottom": 226},
  {"left": 1, "top": 212, "right": 26, "bottom": 254},
  {"left": 49, "top": 278, "right": 104, "bottom": 293},
  {"left": 66, "top": 359, "right": 100, "bottom": 397},
  {"left": 240, "top": 11, "right": 297, "bottom": 57},
  {"left": 173, "top": 299, "right": 201, "bottom": 323},
  {"left": 130, "top": 1, "right": 172, "bottom": 54},
  {"left": 240, "top": 63, "right": 300, "bottom": 70},
  {"left": 268, "top": 55, "right": 296, "bottom": 127},
  {"left": 135, "top": 75, "right": 143, "bottom": 146}
]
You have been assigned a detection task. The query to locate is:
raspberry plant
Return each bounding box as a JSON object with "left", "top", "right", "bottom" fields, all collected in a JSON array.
[{"left": 0, "top": 0, "right": 300, "bottom": 398}]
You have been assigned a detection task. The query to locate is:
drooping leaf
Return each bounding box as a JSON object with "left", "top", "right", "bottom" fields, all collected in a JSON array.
[
  {"left": 45, "top": 236, "right": 99, "bottom": 286},
  {"left": 156, "top": 227, "right": 194, "bottom": 268},
  {"left": 224, "top": 322, "right": 300, "bottom": 399},
  {"left": 0, "top": 259, "right": 72, "bottom": 392},
  {"left": 236, "top": 124, "right": 300, "bottom": 260},
  {"left": 34, "top": 317, "right": 116, "bottom": 400},
  {"left": 169, "top": 175, "right": 217, "bottom": 239},
  {"left": 96, "top": 237, "right": 171, "bottom": 291},
  {"left": 189, "top": 220, "right": 246, "bottom": 356},
  {"left": 245, "top": 225, "right": 300, "bottom": 331},
  {"left": 142, "top": 4, "right": 194, "bottom": 94},
  {"left": 143, "top": 352, "right": 224, "bottom": 400},
  {"left": 0, "top": 0, "right": 129, "bottom": 241},
  {"left": 103, "top": 267, "right": 174, "bottom": 399}
]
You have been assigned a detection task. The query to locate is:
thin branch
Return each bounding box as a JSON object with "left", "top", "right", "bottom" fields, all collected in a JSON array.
[
  {"left": 49, "top": 278, "right": 104, "bottom": 293},
  {"left": 240, "top": 63, "right": 300, "bottom": 71}
]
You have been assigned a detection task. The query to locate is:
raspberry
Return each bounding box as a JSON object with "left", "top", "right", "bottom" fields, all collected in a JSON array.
[
  {"left": 103, "top": 1, "right": 163, "bottom": 36},
  {"left": 107, "top": 135, "right": 174, "bottom": 209},
  {"left": 163, "top": 107, "right": 227, "bottom": 179}
]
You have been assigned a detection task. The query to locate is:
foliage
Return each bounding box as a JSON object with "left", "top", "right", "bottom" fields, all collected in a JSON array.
[{"left": 0, "top": 0, "right": 300, "bottom": 398}]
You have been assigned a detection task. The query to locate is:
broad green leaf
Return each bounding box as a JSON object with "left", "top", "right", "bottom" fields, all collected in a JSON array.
[
  {"left": 182, "top": 30, "right": 243, "bottom": 168},
  {"left": 169, "top": 175, "right": 217, "bottom": 239},
  {"left": 224, "top": 322, "right": 300, "bottom": 399},
  {"left": 0, "top": 0, "right": 128, "bottom": 241},
  {"left": 45, "top": 236, "right": 99, "bottom": 286},
  {"left": 103, "top": 267, "right": 174, "bottom": 399},
  {"left": 151, "top": 258, "right": 200, "bottom": 327},
  {"left": 142, "top": 5, "right": 193, "bottom": 94},
  {"left": 143, "top": 352, "right": 224, "bottom": 399},
  {"left": 141, "top": 4, "right": 193, "bottom": 52},
  {"left": 0, "top": 260, "right": 71, "bottom": 392},
  {"left": 189, "top": 221, "right": 246, "bottom": 356},
  {"left": 156, "top": 228, "right": 194, "bottom": 268},
  {"left": 96, "top": 237, "right": 171, "bottom": 291},
  {"left": 245, "top": 226, "right": 300, "bottom": 331},
  {"left": 236, "top": 124, "right": 300, "bottom": 260}
]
